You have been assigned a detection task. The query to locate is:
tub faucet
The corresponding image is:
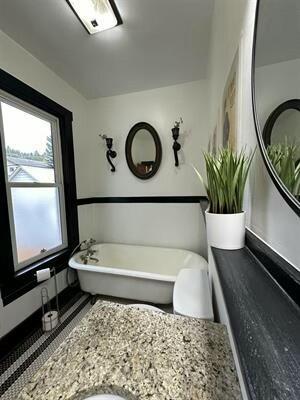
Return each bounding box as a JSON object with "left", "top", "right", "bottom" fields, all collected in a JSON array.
[
  {"left": 80, "top": 238, "right": 99, "bottom": 264},
  {"left": 80, "top": 253, "right": 99, "bottom": 264},
  {"left": 85, "top": 238, "right": 97, "bottom": 255}
]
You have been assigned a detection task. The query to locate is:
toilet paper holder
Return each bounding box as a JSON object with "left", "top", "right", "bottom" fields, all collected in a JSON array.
[{"left": 38, "top": 267, "right": 60, "bottom": 331}]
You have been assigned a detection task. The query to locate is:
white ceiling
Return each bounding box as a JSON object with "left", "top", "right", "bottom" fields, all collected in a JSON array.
[{"left": 0, "top": 0, "right": 214, "bottom": 99}]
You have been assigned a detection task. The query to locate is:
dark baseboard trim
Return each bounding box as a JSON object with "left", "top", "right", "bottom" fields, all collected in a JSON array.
[
  {"left": 0, "top": 293, "right": 90, "bottom": 397},
  {"left": 246, "top": 229, "right": 300, "bottom": 307},
  {"left": 0, "top": 286, "right": 81, "bottom": 361},
  {"left": 77, "top": 196, "right": 207, "bottom": 205}
]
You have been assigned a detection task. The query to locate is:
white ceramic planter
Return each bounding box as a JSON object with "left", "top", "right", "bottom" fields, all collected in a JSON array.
[{"left": 205, "top": 210, "right": 246, "bottom": 250}]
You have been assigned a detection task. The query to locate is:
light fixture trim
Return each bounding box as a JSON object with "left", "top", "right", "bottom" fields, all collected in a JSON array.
[{"left": 67, "top": 0, "right": 122, "bottom": 35}]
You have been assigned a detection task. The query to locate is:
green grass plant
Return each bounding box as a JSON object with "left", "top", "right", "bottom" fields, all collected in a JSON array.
[
  {"left": 267, "top": 142, "right": 300, "bottom": 199},
  {"left": 193, "top": 147, "right": 255, "bottom": 214}
]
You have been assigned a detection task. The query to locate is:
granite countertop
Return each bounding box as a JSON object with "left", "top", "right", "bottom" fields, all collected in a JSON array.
[{"left": 18, "top": 301, "right": 241, "bottom": 400}]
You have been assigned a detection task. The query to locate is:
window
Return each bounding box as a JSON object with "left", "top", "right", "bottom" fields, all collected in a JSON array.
[
  {"left": 0, "top": 96, "right": 67, "bottom": 270},
  {"left": 0, "top": 69, "right": 79, "bottom": 305}
]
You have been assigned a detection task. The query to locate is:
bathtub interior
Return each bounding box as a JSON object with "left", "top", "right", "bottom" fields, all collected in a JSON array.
[{"left": 74, "top": 243, "right": 206, "bottom": 277}]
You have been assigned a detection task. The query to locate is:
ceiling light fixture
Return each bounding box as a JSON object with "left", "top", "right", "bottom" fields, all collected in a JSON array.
[{"left": 67, "top": 0, "right": 122, "bottom": 34}]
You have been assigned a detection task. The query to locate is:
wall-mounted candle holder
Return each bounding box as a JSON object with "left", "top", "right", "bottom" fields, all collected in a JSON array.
[
  {"left": 99, "top": 134, "right": 117, "bottom": 172},
  {"left": 171, "top": 117, "right": 183, "bottom": 167}
]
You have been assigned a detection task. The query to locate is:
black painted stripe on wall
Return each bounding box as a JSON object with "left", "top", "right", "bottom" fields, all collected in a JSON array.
[{"left": 77, "top": 196, "right": 207, "bottom": 205}]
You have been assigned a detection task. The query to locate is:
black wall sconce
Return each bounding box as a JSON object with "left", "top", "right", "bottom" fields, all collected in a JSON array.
[
  {"left": 171, "top": 118, "right": 183, "bottom": 167},
  {"left": 99, "top": 134, "right": 117, "bottom": 172}
]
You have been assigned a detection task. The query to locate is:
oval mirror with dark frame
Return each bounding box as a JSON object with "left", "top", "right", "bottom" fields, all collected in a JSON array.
[
  {"left": 252, "top": 0, "right": 300, "bottom": 215},
  {"left": 125, "top": 122, "right": 162, "bottom": 180}
]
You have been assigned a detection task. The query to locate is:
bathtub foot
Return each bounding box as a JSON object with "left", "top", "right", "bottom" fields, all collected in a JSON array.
[{"left": 90, "top": 295, "right": 98, "bottom": 305}]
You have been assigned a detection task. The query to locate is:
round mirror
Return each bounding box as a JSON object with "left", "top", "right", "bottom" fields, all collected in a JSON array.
[
  {"left": 253, "top": 0, "right": 300, "bottom": 215},
  {"left": 125, "top": 122, "right": 162, "bottom": 179}
]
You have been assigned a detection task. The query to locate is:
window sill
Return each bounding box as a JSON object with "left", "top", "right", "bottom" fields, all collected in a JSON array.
[
  {"left": 1, "top": 249, "right": 72, "bottom": 306},
  {"left": 212, "top": 246, "right": 300, "bottom": 399}
]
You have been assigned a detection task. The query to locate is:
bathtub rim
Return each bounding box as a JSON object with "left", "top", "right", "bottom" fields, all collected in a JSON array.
[
  {"left": 69, "top": 242, "right": 207, "bottom": 283},
  {"left": 70, "top": 261, "right": 177, "bottom": 282}
]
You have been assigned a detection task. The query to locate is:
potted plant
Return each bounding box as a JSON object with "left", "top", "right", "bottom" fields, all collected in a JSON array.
[{"left": 193, "top": 147, "right": 255, "bottom": 250}]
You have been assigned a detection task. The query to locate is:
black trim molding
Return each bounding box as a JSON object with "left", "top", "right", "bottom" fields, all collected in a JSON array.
[
  {"left": 77, "top": 196, "right": 207, "bottom": 205},
  {"left": 0, "top": 69, "right": 79, "bottom": 304},
  {"left": 0, "top": 286, "right": 81, "bottom": 361}
]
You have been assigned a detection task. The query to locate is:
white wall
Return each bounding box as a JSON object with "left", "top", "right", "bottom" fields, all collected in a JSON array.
[
  {"left": 208, "top": 0, "right": 248, "bottom": 135},
  {"left": 0, "top": 30, "right": 87, "bottom": 337},
  {"left": 208, "top": 0, "right": 300, "bottom": 269},
  {"left": 77, "top": 81, "right": 209, "bottom": 256},
  {"left": 78, "top": 203, "right": 207, "bottom": 256},
  {"left": 86, "top": 80, "right": 208, "bottom": 197}
]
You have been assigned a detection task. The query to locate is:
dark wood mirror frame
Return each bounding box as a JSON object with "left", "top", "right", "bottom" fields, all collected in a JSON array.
[
  {"left": 262, "top": 99, "right": 300, "bottom": 146},
  {"left": 125, "top": 122, "right": 162, "bottom": 180},
  {"left": 251, "top": 0, "right": 300, "bottom": 217}
]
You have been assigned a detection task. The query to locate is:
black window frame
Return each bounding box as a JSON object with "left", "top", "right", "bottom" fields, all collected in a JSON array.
[{"left": 0, "top": 69, "right": 79, "bottom": 305}]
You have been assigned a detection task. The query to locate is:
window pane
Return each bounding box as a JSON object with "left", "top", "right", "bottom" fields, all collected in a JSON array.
[
  {"left": 11, "top": 187, "right": 63, "bottom": 265},
  {"left": 1, "top": 102, "right": 55, "bottom": 183}
]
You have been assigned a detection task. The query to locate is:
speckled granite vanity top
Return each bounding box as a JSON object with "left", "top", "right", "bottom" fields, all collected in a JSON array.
[{"left": 18, "top": 301, "right": 241, "bottom": 400}]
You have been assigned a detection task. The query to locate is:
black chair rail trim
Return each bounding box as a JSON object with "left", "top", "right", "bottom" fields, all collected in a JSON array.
[{"left": 77, "top": 196, "right": 207, "bottom": 205}]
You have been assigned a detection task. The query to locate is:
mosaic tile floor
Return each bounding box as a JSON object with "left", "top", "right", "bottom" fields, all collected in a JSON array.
[{"left": 0, "top": 292, "right": 92, "bottom": 400}]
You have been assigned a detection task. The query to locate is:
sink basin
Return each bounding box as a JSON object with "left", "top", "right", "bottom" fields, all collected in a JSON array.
[{"left": 85, "top": 396, "right": 126, "bottom": 400}]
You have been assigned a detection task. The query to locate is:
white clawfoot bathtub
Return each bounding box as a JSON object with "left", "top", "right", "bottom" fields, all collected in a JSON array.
[{"left": 69, "top": 243, "right": 207, "bottom": 304}]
